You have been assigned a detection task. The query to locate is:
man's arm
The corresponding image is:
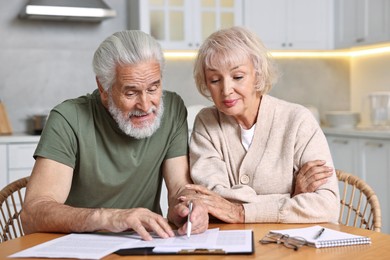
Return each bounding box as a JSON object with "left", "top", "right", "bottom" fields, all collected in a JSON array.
[
  {"left": 21, "top": 157, "right": 174, "bottom": 240},
  {"left": 162, "top": 155, "right": 208, "bottom": 235}
]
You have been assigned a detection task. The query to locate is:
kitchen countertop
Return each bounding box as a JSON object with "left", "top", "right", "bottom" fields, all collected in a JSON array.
[
  {"left": 2, "top": 128, "right": 390, "bottom": 143},
  {"left": 0, "top": 133, "right": 40, "bottom": 143},
  {"left": 322, "top": 126, "right": 390, "bottom": 139}
]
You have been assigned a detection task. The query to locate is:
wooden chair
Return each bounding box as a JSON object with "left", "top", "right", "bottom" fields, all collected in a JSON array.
[
  {"left": 336, "top": 170, "right": 381, "bottom": 232},
  {"left": 0, "top": 177, "right": 29, "bottom": 243}
]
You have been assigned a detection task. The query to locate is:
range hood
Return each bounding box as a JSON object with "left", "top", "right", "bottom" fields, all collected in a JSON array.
[{"left": 19, "top": 0, "right": 116, "bottom": 22}]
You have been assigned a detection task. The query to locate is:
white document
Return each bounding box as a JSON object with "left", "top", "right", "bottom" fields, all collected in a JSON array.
[
  {"left": 152, "top": 229, "right": 253, "bottom": 254},
  {"left": 9, "top": 228, "right": 253, "bottom": 259},
  {"left": 9, "top": 233, "right": 137, "bottom": 259},
  {"left": 122, "top": 228, "right": 220, "bottom": 248}
]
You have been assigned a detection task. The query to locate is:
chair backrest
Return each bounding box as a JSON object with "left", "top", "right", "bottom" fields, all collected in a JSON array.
[
  {"left": 0, "top": 176, "right": 29, "bottom": 243},
  {"left": 336, "top": 170, "right": 381, "bottom": 232}
]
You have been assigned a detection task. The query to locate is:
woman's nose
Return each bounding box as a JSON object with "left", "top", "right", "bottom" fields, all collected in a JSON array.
[{"left": 222, "top": 80, "right": 233, "bottom": 96}]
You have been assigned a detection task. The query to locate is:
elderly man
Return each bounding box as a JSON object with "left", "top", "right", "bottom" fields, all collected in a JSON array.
[{"left": 21, "top": 30, "right": 208, "bottom": 240}]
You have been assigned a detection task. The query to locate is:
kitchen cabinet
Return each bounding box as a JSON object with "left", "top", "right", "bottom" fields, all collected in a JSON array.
[
  {"left": 359, "top": 138, "right": 389, "bottom": 235},
  {"left": 0, "top": 136, "right": 39, "bottom": 189},
  {"left": 243, "top": 0, "right": 332, "bottom": 50},
  {"left": 334, "top": 0, "right": 390, "bottom": 48},
  {"left": 327, "top": 135, "right": 359, "bottom": 177},
  {"left": 0, "top": 145, "right": 6, "bottom": 189},
  {"left": 325, "top": 130, "right": 390, "bottom": 234},
  {"left": 128, "top": 0, "right": 243, "bottom": 50}
]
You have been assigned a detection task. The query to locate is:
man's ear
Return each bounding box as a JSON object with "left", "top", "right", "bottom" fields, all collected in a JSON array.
[
  {"left": 96, "top": 77, "right": 104, "bottom": 93},
  {"left": 96, "top": 77, "right": 109, "bottom": 106}
]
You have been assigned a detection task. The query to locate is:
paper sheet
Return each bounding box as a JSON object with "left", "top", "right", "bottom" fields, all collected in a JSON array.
[{"left": 9, "top": 233, "right": 136, "bottom": 259}]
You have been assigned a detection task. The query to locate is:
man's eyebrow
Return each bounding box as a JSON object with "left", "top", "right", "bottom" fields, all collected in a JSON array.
[
  {"left": 151, "top": 79, "right": 161, "bottom": 85},
  {"left": 122, "top": 80, "right": 161, "bottom": 90},
  {"left": 123, "top": 85, "right": 138, "bottom": 90}
]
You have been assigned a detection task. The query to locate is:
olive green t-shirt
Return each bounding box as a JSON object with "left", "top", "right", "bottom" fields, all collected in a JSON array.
[{"left": 34, "top": 90, "right": 188, "bottom": 214}]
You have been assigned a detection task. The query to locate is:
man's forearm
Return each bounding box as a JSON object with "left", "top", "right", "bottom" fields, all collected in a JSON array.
[{"left": 22, "top": 199, "right": 102, "bottom": 234}]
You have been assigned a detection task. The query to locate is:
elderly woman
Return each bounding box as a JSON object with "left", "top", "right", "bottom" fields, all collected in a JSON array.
[{"left": 182, "top": 26, "right": 339, "bottom": 224}]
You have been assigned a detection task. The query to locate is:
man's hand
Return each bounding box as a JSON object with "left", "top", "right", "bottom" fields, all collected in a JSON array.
[
  {"left": 179, "top": 184, "right": 244, "bottom": 224},
  {"left": 99, "top": 208, "right": 175, "bottom": 241},
  {"left": 293, "top": 160, "right": 333, "bottom": 197},
  {"left": 169, "top": 199, "right": 209, "bottom": 236}
]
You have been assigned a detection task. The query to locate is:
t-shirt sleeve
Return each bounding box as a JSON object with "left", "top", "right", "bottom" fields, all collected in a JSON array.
[
  {"left": 164, "top": 93, "right": 189, "bottom": 160},
  {"left": 34, "top": 108, "right": 78, "bottom": 169}
]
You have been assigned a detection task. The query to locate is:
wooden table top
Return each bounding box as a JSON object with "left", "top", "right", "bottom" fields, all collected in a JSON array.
[{"left": 1, "top": 222, "right": 389, "bottom": 259}]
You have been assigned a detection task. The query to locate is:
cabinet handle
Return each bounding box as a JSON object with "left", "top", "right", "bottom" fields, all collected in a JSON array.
[
  {"left": 332, "top": 139, "right": 349, "bottom": 145},
  {"left": 188, "top": 43, "right": 193, "bottom": 47},
  {"left": 288, "top": 43, "right": 292, "bottom": 47},
  {"left": 282, "top": 43, "right": 286, "bottom": 47},
  {"left": 356, "top": 38, "right": 365, "bottom": 43},
  {"left": 364, "top": 142, "right": 383, "bottom": 148}
]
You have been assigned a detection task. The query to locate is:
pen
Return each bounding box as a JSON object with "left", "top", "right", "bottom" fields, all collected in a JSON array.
[
  {"left": 313, "top": 228, "right": 325, "bottom": 239},
  {"left": 187, "top": 201, "right": 193, "bottom": 238}
]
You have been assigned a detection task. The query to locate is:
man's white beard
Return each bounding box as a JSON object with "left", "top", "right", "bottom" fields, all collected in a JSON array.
[{"left": 107, "top": 93, "right": 164, "bottom": 139}]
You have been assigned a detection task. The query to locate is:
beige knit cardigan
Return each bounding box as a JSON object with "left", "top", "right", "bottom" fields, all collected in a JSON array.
[{"left": 190, "top": 95, "right": 340, "bottom": 223}]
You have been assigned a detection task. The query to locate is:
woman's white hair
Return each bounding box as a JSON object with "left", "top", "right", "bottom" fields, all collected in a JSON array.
[
  {"left": 193, "top": 26, "right": 278, "bottom": 99},
  {"left": 92, "top": 30, "right": 165, "bottom": 91}
]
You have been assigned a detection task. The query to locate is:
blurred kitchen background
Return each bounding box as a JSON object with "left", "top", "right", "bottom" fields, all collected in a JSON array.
[
  {"left": 1, "top": 0, "right": 390, "bottom": 233},
  {"left": 3, "top": 0, "right": 388, "bottom": 133}
]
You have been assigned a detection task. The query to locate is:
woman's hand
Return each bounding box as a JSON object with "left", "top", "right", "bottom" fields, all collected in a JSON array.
[
  {"left": 293, "top": 160, "right": 333, "bottom": 197},
  {"left": 179, "top": 184, "right": 244, "bottom": 223}
]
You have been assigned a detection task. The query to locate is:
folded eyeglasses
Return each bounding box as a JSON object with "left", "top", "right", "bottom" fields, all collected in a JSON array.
[{"left": 259, "top": 233, "right": 307, "bottom": 251}]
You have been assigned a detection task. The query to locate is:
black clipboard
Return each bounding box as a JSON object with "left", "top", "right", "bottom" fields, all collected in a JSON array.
[{"left": 114, "top": 231, "right": 254, "bottom": 255}]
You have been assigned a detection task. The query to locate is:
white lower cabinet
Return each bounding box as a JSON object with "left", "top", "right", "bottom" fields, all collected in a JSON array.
[
  {"left": 0, "top": 137, "right": 39, "bottom": 212},
  {"left": 8, "top": 143, "right": 37, "bottom": 183},
  {"left": 327, "top": 135, "right": 359, "bottom": 177},
  {"left": 358, "top": 138, "right": 389, "bottom": 235},
  {"left": 326, "top": 133, "right": 390, "bottom": 234},
  {"left": 0, "top": 144, "right": 6, "bottom": 188},
  {"left": 0, "top": 136, "right": 39, "bottom": 189}
]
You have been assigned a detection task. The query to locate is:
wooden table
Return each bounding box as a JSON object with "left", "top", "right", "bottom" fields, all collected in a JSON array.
[{"left": 1, "top": 223, "right": 389, "bottom": 259}]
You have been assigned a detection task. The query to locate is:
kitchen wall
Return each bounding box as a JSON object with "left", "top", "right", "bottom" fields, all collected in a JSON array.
[
  {"left": 271, "top": 57, "right": 350, "bottom": 122},
  {"left": 1, "top": 1, "right": 384, "bottom": 134},
  {"left": 351, "top": 52, "right": 390, "bottom": 126},
  {"left": 165, "top": 57, "right": 351, "bottom": 121},
  {"left": 0, "top": 1, "right": 128, "bottom": 133}
]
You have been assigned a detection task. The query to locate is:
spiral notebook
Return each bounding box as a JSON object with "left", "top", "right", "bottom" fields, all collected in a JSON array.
[{"left": 268, "top": 225, "right": 371, "bottom": 248}]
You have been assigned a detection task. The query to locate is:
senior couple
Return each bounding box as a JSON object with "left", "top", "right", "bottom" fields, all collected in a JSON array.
[{"left": 21, "top": 27, "right": 339, "bottom": 240}]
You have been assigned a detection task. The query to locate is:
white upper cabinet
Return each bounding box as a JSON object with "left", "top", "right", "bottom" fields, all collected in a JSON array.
[
  {"left": 334, "top": 0, "right": 390, "bottom": 48},
  {"left": 128, "top": 0, "right": 243, "bottom": 50},
  {"left": 243, "top": 0, "right": 333, "bottom": 50}
]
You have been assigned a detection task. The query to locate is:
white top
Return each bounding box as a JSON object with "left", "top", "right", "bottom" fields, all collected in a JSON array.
[{"left": 240, "top": 124, "right": 256, "bottom": 151}]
